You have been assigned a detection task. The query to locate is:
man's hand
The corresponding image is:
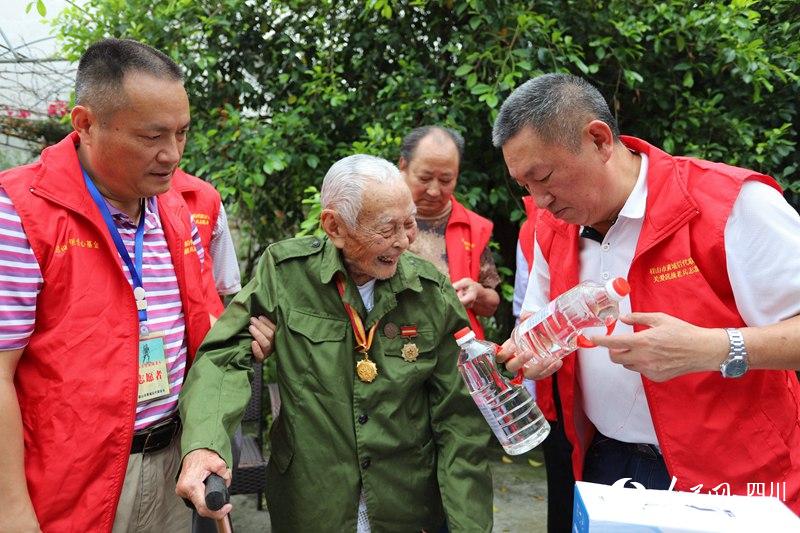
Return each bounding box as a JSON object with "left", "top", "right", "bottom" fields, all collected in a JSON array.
[
  {"left": 249, "top": 315, "right": 276, "bottom": 362},
  {"left": 452, "top": 278, "right": 480, "bottom": 309},
  {"left": 496, "top": 338, "right": 562, "bottom": 380},
  {"left": 453, "top": 277, "right": 500, "bottom": 316},
  {"left": 588, "top": 312, "right": 728, "bottom": 382},
  {"left": 175, "top": 448, "right": 232, "bottom": 520}
]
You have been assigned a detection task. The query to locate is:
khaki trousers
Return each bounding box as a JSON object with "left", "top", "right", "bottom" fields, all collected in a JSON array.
[{"left": 112, "top": 436, "right": 190, "bottom": 533}]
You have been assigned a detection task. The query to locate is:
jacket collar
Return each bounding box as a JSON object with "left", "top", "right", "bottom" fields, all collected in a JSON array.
[
  {"left": 446, "top": 195, "right": 470, "bottom": 227},
  {"left": 31, "top": 132, "right": 93, "bottom": 213},
  {"left": 522, "top": 195, "right": 537, "bottom": 219},
  {"left": 620, "top": 136, "right": 700, "bottom": 258},
  {"left": 318, "top": 236, "right": 422, "bottom": 294},
  {"left": 171, "top": 168, "right": 200, "bottom": 193},
  {"left": 319, "top": 236, "right": 347, "bottom": 285}
]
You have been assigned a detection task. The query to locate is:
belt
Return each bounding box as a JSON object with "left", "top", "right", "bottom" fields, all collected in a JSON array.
[
  {"left": 131, "top": 416, "right": 181, "bottom": 455},
  {"left": 592, "top": 433, "right": 662, "bottom": 460}
]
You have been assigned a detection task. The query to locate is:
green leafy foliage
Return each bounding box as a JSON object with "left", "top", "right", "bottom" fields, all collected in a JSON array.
[
  {"left": 53, "top": 0, "right": 799, "bottom": 332},
  {"left": 295, "top": 186, "right": 325, "bottom": 238},
  {"left": 25, "top": 0, "right": 47, "bottom": 17}
]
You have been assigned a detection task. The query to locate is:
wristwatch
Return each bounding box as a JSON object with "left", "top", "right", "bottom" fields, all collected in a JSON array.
[{"left": 720, "top": 328, "right": 749, "bottom": 378}]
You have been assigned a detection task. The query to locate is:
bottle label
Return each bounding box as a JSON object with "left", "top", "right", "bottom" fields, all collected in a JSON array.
[{"left": 523, "top": 305, "right": 551, "bottom": 332}]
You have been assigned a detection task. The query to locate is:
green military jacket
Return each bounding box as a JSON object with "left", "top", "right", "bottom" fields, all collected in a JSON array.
[{"left": 180, "top": 236, "right": 493, "bottom": 532}]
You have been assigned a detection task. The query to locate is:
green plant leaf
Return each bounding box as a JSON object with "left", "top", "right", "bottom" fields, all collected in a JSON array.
[{"left": 455, "top": 64, "right": 473, "bottom": 76}]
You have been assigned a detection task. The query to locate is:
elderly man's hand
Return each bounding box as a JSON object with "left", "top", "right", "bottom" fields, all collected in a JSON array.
[
  {"left": 175, "top": 448, "right": 232, "bottom": 520},
  {"left": 496, "top": 338, "right": 563, "bottom": 380},
  {"left": 452, "top": 277, "right": 480, "bottom": 309},
  {"left": 249, "top": 315, "right": 276, "bottom": 362},
  {"left": 588, "top": 312, "right": 729, "bottom": 382}
]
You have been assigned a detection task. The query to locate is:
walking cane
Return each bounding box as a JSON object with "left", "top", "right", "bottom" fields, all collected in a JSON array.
[{"left": 204, "top": 474, "right": 233, "bottom": 533}]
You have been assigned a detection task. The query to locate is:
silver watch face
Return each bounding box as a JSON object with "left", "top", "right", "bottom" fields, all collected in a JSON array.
[{"left": 722, "top": 358, "right": 748, "bottom": 378}]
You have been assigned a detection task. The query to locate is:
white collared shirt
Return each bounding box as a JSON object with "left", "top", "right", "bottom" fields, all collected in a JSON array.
[{"left": 522, "top": 153, "right": 800, "bottom": 444}]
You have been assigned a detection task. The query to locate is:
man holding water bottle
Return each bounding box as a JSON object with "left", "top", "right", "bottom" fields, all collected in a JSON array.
[{"left": 493, "top": 73, "right": 800, "bottom": 518}]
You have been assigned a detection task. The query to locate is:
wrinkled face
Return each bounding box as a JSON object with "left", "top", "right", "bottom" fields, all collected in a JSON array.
[
  {"left": 400, "top": 134, "right": 459, "bottom": 217},
  {"left": 502, "top": 126, "right": 613, "bottom": 227},
  {"left": 340, "top": 182, "right": 417, "bottom": 285},
  {"left": 82, "top": 72, "right": 191, "bottom": 201}
]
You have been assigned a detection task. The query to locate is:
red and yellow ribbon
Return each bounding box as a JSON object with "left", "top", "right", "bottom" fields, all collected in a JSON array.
[{"left": 335, "top": 275, "right": 378, "bottom": 355}]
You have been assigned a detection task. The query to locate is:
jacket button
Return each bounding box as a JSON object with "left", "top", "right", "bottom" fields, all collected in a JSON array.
[
  {"left": 361, "top": 458, "right": 371, "bottom": 470},
  {"left": 311, "top": 240, "right": 321, "bottom": 248},
  {"left": 358, "top": 414, "right": 368, "bottom": 425}
]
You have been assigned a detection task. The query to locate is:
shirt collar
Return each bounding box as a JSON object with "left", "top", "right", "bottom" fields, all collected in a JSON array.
[
  {"left": 617, "top": 152, "right": 649, "bottom": 221},
  {"left": 579, "top": 152, "right": 648, "bottom": 243},
  {"left": 107, "top": 197, "right": 159, "bottom": 230}
]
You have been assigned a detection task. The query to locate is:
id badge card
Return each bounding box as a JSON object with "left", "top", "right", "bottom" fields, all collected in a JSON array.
[{"left": 137, "top": 331, "right": 171, "bottom": 403}]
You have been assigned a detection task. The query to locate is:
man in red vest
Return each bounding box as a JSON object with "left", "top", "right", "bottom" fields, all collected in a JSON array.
[
  {"left": 494, "top": 73, "right": 800, "bottom": 516},
  {"left": 0, "top": 39, "right": 269, "bottom": 533},
  {"left": 398, "top": 125, "right": 500, "bottom": 339}
]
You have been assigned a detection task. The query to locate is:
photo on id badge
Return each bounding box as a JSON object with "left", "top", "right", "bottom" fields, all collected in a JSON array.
[{"left": 138, "top": 332, "right": 170, "bottom": 402}]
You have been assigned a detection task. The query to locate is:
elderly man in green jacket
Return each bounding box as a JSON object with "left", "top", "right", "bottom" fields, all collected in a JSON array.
[{"left": 176, "top": 154, "right": 493, "bottom": 532}]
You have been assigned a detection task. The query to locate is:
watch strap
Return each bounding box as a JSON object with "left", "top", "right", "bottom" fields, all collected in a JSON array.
[
  {"left": 725, "top": 328, "right": 746, "bottom": 355},
  {"left": 721, "top": 328, "right": 748, "bottom": 378}
]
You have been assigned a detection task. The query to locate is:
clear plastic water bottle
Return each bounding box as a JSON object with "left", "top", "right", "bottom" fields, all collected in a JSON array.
[
  {"left": 513, "top": 278, "right": 631, "bottom": 365},
  {"left": 454, "top": 327, "right": 550, "bottom": 455}
]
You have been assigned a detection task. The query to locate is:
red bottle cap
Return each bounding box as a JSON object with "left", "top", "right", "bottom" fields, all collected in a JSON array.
[
  {"left": 453, "top": 327, "right": 473, "bottom": 340},
  {"left": 611, "top": 278, "right": 631, "bottom": 297}
]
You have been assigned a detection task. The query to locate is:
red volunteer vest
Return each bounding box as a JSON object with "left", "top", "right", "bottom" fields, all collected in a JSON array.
[
  {"left": 518, "top": 196, "right": 557, "bottom": 421},
  {"left": 537, "top": 136, "right": 800, "bottom": 511},
  {"left": 172, "top": 169, "right": 225, "bottom": 316},
  {"left": 444, "top": 197, "right": 493, "bottom": 338},
  {"left": 518, "top": 196, "right": 537, "bottom": 268},
  {"left": 0, "top": 132, "right": 212, "bottom": 532}
]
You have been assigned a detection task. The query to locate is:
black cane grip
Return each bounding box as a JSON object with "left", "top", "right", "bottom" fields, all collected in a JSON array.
[{"left": 204, "top": 473, "right": 229, "bottom": 511}]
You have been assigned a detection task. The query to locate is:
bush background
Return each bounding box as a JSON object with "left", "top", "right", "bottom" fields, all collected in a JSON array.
[{"left": 7, "top": 0, "right": 800, "bottom": 340}]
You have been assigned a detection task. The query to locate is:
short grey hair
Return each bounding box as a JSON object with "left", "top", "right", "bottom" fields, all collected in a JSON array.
[
  {"left": 321, "top": 154, "right": 404, "bottom": 228},
  {"left": 400, "top": 126, "right": 465, "bottom": 166},
  {"left": 76, "top": 38, "right": 184, "bottom": 118},
  {"left": 492, "top": 73, "right": 619, "bottom": 151}
]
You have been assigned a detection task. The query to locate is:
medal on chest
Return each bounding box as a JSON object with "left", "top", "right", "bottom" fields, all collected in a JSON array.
[
  {"left": 356, "top": 357, "right": 378, "bottom": 383},
  {"left": 400, "top": 324, "right": 419, "bottom": 363},
  {"left": 336, "top": 275, "right": 380, "bottom": 383}
]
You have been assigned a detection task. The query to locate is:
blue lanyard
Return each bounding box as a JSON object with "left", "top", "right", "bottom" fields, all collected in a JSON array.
[{"left": 82, "top": 169, "right": 147, "bottom": 324}]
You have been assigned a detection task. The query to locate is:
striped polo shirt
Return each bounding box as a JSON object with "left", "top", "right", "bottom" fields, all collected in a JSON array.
[{"left": 0, "top": 187, "right": 204, "bottom": 430}]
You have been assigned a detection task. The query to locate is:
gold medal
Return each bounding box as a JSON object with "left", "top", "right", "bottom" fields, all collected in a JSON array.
[
  {"left": 401, "top": 342, "right": 419, "bottom": 363},
  {"left": 335, "top": 275, "right": 379, "bottom": 384},
  {"left": 356, "top": 356, "right": 378, "bottom": 383}
]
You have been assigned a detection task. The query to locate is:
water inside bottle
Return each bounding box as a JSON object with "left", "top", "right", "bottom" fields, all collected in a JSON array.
[
  {"left": 462, "top": 351, "right": 550, "bottom": 455},
  {"left": 517, "top": 287, "right": 620, "bottom": 364}
]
